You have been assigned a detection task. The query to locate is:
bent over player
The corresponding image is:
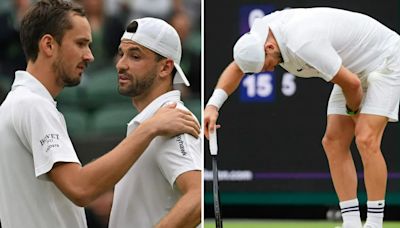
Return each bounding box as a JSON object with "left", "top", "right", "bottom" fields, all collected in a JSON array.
[{"left": 205, "top": 7, "right": 400, "bottom": 228}]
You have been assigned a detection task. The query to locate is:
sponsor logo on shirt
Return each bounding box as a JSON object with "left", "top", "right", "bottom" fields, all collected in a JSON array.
[
  {"left": 175, "top": 135, "right": 187, "bottom": 156},
  {"left": 39, "top": 134, "right": 60, "bottom": 152}
]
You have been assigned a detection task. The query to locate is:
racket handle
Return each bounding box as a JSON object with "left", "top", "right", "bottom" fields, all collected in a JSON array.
[{"left": 209, "top": 129, "right": 218, "bottom": 155}]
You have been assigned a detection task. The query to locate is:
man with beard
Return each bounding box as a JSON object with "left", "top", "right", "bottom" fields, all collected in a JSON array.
[
  {"left": 0, "top": 1, "right": 200, "bottom": 228},
  {"left": 108, "top": 18, "right": 201, "bottom": 228},
  {"left": 204, "top": 8, "right": 400, "bottom": 228}
]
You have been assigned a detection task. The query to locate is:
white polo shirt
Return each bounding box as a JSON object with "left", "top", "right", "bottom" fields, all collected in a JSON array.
[
  {"left": 0, "top": 71, "right": 87, "bottom": 228},
  {"left": 109, "top": 90, "right": 201, "bottom": 228},
  {"left": 260, "top": 8, "right": 400, "bottom": 81}
]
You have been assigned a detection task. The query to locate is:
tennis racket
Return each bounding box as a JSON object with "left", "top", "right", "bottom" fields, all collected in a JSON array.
[{"left": 209, "top": 129, "right": 223, "bottom": 228}]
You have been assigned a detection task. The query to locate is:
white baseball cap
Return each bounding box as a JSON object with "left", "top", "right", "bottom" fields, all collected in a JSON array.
[
  {"left": 121, "top": 17, "right": 190, "bottom": 86},
  {"left": 233, "top": 17, "right": 271, "bottom": 74}
]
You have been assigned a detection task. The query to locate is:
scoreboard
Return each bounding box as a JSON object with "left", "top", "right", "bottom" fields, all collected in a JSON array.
[{"left": 204, "top": 0, "right": 400, "bottom": 206}]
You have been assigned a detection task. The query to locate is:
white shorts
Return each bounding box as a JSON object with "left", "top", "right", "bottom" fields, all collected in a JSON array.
[{"left": 327, "top": 65, "right": 400, "bottom": 122}]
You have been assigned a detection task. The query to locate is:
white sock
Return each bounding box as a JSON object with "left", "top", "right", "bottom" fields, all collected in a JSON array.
[
  {"left": 364, "top": 200, "right": 384, "bottom": 228},
  {"left": 340, "top": 199, "right": 362, "bottom": 228}
]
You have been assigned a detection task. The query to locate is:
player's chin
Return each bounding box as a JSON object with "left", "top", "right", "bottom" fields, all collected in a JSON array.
[
  {"left": 65, "top": 77, "right": 81, "bottom": 87},
  {"left": 64, "top": 74, "right": 82, "bottom": 87},
  {"left": 117, "top": 86, "right": 134, "bottom": 97}
]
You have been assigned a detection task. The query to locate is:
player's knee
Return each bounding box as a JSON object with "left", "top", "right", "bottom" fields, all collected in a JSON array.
[
  {"left": 321, "top": 134, "right": 339, "bottom": 152},
  {"left": 355, "top": 133, "right": 380, "bottom": 154}
]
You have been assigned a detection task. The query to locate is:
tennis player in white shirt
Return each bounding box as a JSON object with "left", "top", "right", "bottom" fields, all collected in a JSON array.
[{"left": 108, "top": 17, "right": 201, "bottom": 228}]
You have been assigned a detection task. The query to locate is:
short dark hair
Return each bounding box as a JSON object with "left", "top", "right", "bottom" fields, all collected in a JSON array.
[{"left": 20, "top": 0, "right": 85, "bottom": 62}]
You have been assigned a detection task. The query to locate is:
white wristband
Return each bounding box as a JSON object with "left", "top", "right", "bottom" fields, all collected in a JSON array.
[{"left": 206, "top": 89, "right": 228, "bottom": 110}]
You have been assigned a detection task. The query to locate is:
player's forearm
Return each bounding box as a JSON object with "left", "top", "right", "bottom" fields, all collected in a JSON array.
[
  {"left": 342, "top": 84, "right": 363, "bottom": 111},
  {"left": 215, "top": 61, "right": 245, "bottom": 96},
  {"left": 206, "top": 62, "right": 243, "bottom": 111},
  {"left": 155, "top": 189, "right": 201, "bottom": 228},
  {"left": 331, "top": 66, "right": 363, "bottom": 111},
  {"left": 72, "top": 121, "right": 157, "bottom": 206}
]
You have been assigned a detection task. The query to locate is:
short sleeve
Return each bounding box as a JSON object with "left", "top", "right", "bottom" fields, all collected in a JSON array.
[
  {"left": 295, "top": 39, "right": 342, "bottom": 81},
  {"left": 156, "top": 133, "right": 202, "bottom": 188},
  {"left": 12, "top": 96, "right": 80, "bottom": 179}
]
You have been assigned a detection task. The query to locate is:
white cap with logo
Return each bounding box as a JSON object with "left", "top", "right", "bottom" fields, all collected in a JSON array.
[
  {"left": 233, "top": 17, "right": 271, "bottom": 74},
  {"left": 121, "top": 17, "right": 190, "bottom": 86}
]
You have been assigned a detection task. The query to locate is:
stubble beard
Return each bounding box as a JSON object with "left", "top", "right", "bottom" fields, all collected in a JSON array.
[
  {"left": 118, "top": 71, "right": 157, "bottom": 97},
  {"left": 53, "top": 57, "right": 81, "bottom": 87}
]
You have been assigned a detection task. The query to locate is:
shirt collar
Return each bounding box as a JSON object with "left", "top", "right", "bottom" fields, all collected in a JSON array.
[
  {"left": 128, "top": 90, "right": 182, "bottom": 128},
  {"left": 12, "top": 70, "right": 57, "bottom": 106}
]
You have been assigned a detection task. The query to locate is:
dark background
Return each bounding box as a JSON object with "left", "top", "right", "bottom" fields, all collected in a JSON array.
[{"left": 204, "top": 0, "right": 400, "bottom": 219}]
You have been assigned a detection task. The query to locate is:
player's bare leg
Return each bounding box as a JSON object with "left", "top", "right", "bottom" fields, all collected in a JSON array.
[
  {"left": 323, "top": 115, "right": 357, "bottom": 200},
  {"left": 355, "top": 114, "right": 388, "bottom": 228},
  {"left": 322, "top": 114, "right": 361, "bottom": 228}
]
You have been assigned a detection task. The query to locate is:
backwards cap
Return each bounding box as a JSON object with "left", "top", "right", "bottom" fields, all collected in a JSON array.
[{"left": 121, "top": 17, "right": 190, "bottom": 86}]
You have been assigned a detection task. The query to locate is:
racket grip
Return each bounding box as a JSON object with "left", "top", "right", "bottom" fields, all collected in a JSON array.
[{"left": 209, "top": 130, "right": 218, "bottom": 155}]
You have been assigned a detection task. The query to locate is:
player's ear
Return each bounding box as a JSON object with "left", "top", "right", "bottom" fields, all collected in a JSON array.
[
  {"left": 159, "top": 59, "right": 174, "bottom": 79},
  {"left": 265, "top": 42, "right": 274, "bottom": 53},
  {"left": 39, "top": 34, "right": 56, "bottom": 57}
]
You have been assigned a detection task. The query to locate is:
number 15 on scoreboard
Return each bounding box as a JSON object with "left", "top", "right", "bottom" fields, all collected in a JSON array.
[{"left": 240, "top": 72, "right": 297, "bottom": 103}]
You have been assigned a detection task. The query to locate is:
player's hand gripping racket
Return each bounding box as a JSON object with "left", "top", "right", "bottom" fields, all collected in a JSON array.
[{"left": 209, "top": 129, "right": 223, "bottom": 228}]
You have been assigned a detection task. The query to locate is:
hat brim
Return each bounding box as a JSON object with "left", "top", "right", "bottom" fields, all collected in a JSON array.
[{"left": 173, "top": 63, "right": 190, "bottom": 86}]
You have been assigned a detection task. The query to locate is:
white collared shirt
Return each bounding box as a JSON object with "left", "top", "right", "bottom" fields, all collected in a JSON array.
[
  {"left": 0, "top": 71, "right": 86, "bottom": 228},
  {"left": 261, "top": 8, "right": 400, "bottom": 81},
  {"left": 109, "top": 90, "right": 202, "bottom": 228}
]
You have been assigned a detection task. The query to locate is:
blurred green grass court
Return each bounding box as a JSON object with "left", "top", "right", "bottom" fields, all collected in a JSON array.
[{"left": 204, "top": 220, "right": 400, "bottom": 228}]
